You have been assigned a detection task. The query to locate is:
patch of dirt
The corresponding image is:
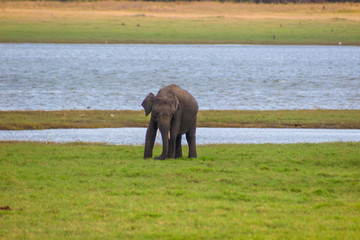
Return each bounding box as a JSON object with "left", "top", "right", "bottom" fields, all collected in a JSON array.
[{"left": 0, "top": 206, "right": 11, "bottom": 211}]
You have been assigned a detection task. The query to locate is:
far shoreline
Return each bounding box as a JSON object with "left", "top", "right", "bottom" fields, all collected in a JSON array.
[
  {"left": 1, "top": 42, "right": 359, "bottom": 46},
  {"left": 1, "top": 2, "right": 359, "bottom": 46}
]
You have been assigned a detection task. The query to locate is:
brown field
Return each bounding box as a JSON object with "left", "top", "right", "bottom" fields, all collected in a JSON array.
[
  {"left": 1, "top": 110, "right": 359, "bottom": 130},
  {"left": 2, "top": 1, "right": 360, "bottom": 20}
]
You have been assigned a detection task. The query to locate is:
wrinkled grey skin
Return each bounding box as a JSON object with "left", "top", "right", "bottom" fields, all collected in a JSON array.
[{"left": 142, "top": 84, "right": 199, "bottom": 160}]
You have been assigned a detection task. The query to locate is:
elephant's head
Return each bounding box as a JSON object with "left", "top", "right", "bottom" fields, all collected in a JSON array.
[{"left": 142, "top": 91, "right": 179, "bottom": 159}]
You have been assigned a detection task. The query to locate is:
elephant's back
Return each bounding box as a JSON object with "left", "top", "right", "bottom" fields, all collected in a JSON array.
[{"left": 167, "top": 84, "right": 198, "bottom": 111}]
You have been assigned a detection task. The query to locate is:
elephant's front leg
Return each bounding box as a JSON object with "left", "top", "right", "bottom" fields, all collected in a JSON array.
[
  {"left": 167, "top": 132, "right": 177, "bottom": 159},
  {"left": 144, "top": 120, "right": 157, "bottom": 159}
]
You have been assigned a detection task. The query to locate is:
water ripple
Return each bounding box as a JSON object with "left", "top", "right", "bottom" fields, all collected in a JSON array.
[{"left": 1, "top": 44, "right": 359, "bottom": 110}]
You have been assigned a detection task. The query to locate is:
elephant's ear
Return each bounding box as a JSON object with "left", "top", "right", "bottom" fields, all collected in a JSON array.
[
  {"left": 174, "top": 96, "right": 180, "bottom": 112},
  {"left": 142, "top": 93, "right": 154, "bottom": 116}
]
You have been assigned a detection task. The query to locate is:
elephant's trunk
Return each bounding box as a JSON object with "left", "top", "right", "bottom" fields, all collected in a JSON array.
[{"left": 155, "top": 121, "right": 171, "bottom": 160}]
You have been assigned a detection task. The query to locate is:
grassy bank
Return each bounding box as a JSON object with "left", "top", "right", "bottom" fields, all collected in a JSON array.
[
  {"left": 1, "top": 110, "right": 359, "bottom": 130},
  {"left": 1, "top": 142, "right": 359, "bottom": 239},
  {"left": 1, "top": 1, "right": 359, "bottom": 45}
]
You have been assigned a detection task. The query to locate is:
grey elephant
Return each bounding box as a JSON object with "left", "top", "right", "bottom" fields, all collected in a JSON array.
[{"left": 141, "top": 84, "right": 199, "bottom": 160}]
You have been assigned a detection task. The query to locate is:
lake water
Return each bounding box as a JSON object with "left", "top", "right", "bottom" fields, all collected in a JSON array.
[
  {"left": 1, "top": 44, "right": 359, "bottom": 110},
  {"left": 1, "top": 128, "right": 360, "bottom": 145}
]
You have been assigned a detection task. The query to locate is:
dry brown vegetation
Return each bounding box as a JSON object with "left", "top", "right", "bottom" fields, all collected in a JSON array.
[
  {"left": 2, "top": 1, "right": 360, "bottom": 20},
  {"left": 1, "top": 1, "right": 359, "bottom": 44},
  {"left": 1, "top": 110, "right": 359, "bottom": 130}
]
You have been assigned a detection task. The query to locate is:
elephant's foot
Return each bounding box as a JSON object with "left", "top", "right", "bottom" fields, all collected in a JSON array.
[
  {"left": 143, "top": 153, "right": 152, "bottom": 159},
  {"left": 154, "top": 155, "right": 166, "bottom": 160},
  {"left": 188, "top": 151, "right": 197, "bottom": 159}
]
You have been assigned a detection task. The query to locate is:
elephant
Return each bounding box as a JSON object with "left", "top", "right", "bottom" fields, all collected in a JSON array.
[{"left": 141, "top": 84, "right": 199, "bottom": 160}]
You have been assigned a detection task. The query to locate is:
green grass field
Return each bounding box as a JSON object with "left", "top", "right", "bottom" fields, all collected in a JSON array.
[
  {"left": 1, "top": 142, "right": 359, "bottom": 239},
  {"left": 1, "top": 110, "right": 359, "bottom": 130},
  {"left": 1, "top": 14, "right": 359, "bottom": 45}
]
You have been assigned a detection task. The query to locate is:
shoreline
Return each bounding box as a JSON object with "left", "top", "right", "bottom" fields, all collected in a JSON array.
[
  {"left": 1, "top": 110, "right": 359, "bottom": 130},
  {"left": 1, "top": 41, "right": 357, "bottom": 46}
]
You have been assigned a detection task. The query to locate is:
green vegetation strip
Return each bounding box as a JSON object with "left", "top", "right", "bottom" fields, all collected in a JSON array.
[
  {"left": 1, "top": 14, "right": 360, "bottom": 45},
  {"left": 1, "top": 142, "right": 359, "bottom": 239},
  {"left": 1, "top": 110, "right": 359, "bottom": 130}
]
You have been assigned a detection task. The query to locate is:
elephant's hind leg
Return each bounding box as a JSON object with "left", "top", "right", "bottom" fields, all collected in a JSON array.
[
  {"left": 175, "top": 134, "right": 183, "bottom": 158},
  {"left": 186, "top": 127, "right": 197, "bottom": 158}
]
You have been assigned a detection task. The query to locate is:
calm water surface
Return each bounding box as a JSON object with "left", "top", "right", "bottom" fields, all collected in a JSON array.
[
  {"left": 1, "top": 128, "right": 360, "bottom": 145},
  {"left": 1, "top": 44, "right": 359, "bottom": 110}
]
